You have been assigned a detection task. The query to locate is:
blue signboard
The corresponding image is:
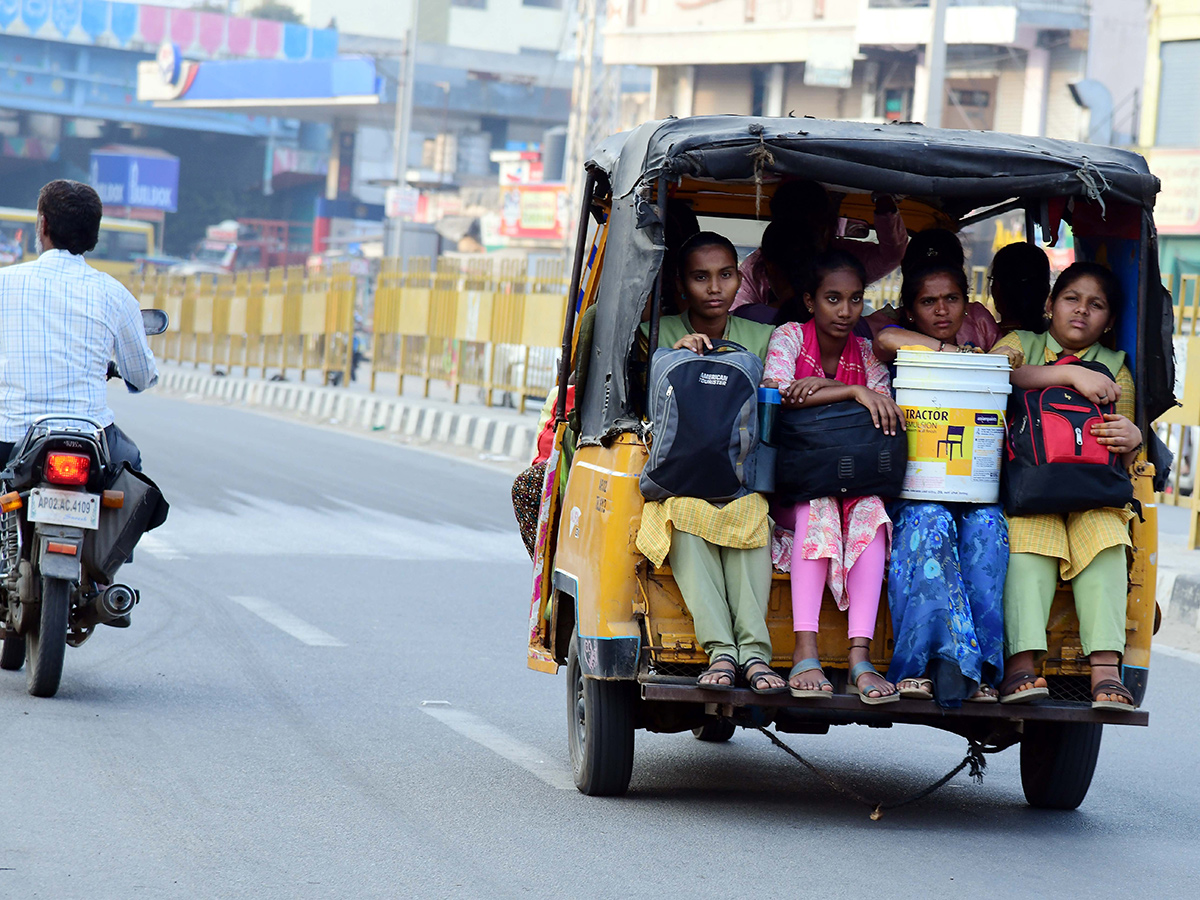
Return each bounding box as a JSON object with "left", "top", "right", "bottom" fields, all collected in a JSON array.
[{"left": 88, "top": 149, "right": 179, "bottom": 212}]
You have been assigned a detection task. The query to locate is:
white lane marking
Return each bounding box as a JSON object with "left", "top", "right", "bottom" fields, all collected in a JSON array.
[
  {"left": 139, "top": 533, "right": 189, "bottom": 560},
  {"left": 1155, "top": 643, "right": 1200, "bottom": 666},
  {"left": 419, "top": 703, "right": 575, "bottom": 790},
  {"left": 229, "top": 595, "right": 345, "bottom": 647},
  {"left": 148, "top": 491, "right": 524, "bottom": 561}
]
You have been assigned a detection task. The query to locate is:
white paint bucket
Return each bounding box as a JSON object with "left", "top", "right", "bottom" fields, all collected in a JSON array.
[{"left": 893, "top": 350, "right": 1012, "bottom": 504}]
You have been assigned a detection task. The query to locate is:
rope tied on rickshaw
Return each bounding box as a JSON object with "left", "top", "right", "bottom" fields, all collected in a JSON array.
[
  {"left": 748, "top": 123, "right": 775, "bottom": 219},
  {"left": 753, "top": 724, "right": 997, "bottom": 820},
  {"left": 1075, "top": 157, "right": 1113, "bottom": 218}
]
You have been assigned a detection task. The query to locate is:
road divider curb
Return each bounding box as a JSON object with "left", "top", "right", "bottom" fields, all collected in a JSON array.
[
  {"left": 1162, "top": 573, "right": 1200, "bottom": 633},
  {"left": 156, "top": 368, "right": 538, "bottom": 462}
]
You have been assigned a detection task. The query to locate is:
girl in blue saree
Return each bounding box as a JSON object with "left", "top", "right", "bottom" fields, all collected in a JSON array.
[{"left": 872, "top": 261, "right": 1011, "bottom": 706}]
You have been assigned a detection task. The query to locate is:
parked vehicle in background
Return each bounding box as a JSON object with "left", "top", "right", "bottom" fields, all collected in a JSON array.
[
  {"left": 171, "top": 218, "right": 309, "bottom": 276},
  {"left": 0, "top": 207, "right": 154, "bottom": 279}
]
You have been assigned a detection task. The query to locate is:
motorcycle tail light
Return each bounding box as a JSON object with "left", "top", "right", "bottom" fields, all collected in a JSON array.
[{"left": 44, "top": 453, "right": 90, "bottom": 486}]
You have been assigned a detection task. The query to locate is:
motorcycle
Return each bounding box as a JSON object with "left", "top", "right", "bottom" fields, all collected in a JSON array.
[{"left": 0, "top": 309, "right": 170, "bottom": 697}]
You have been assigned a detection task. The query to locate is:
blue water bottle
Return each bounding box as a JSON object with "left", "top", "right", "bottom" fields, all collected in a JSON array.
[
  {"left": 757, "top": 386, "right": 781, "bottom": 445},
  {"left": 754, "top": 386, "right": 781, "bottom": 493}
]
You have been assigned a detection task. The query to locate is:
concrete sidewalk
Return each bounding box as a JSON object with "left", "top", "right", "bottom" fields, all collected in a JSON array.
[
  {"left": 1155, "top": 504, "right": 1200, "bottom": 649},
  {"left": 153, "top": 361, "right": 542, "bottom": 466}
]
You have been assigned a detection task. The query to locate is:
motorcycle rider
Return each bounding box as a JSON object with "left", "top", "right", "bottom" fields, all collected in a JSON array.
[{"left": 0, "top": 180, "right": 158, "bottom": 467}]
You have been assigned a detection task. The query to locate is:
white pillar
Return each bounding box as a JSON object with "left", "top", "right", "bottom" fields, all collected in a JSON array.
[
  {"left": 1021, "top": 45, "right": 1051, "bottom": 137},
  {"left": 676, "top": 65, "right": 695, "bottom": 118},
  {"left": 860, "top": 60, "right": 880, "bottom": 121},
  {"left": 649, "top": 66, "right": 663, "bottom": 119},
  {"left": 912, "top": 49, "right": 930, "bottom": 124},
  {"left": 765, "top": 63, "right": 786, "bottom": 117},
  {"left": 922, "top": 0, "right": 948, "bottom": 128}
]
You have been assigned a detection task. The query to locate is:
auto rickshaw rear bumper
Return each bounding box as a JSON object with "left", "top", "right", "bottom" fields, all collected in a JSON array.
[{"left": 638, "top": 676, "right": 1149, "bottom": 727}]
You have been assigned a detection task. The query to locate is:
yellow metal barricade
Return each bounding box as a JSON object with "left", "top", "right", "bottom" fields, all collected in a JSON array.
[
  {"left": 242, "top": 271, "right": 267, "bottom": 374},
  {"left": 397, "top": 258, "right": 434, "bottom": 395},
  {"left": 1156, "top": 274, "right": 1200, "bottom": 547},
  {"left": 279, "top": 265, "right": 305, "bottom": 375},
  {"left": 489, "top": 259, "right": 531, "bottom": 410},
  {"left": 173, "top": 276, "right": 196, "bottom": 364},
  {"left": 422, "top": 258, "right": 461, "bottom": 396},
  {"left": 211, "top": 274, "right": 234, "bottom": 374},
  {"left": 452, "top": 258, "right": 495, "bottom": 403},
  {"left": 322, "top": 263, "right": 356, "bottom": 385},
  {"left": 369, "top": 258, "right": 403, "bottom": 391},
  {"left": 300, "top": 269, "right": 330, "bottom": 379},
  {"left": 191, "top": 275, "right": 216, "bottom": 369},
  {"left": 259, "top": 267, "right": 287, "bottom": 376}
]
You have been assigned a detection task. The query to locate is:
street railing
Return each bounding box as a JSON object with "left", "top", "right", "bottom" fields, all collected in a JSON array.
[
  {"left": 122, "top": 256, "right": 570, "bottom": 413},
  {"left": 124, "top": 264, "right": 359, "bottom": 387}
]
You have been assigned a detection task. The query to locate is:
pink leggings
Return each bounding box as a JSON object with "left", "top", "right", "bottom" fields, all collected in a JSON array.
[{"left": 790, "top": 502, "right": 886, "bottom": 640}]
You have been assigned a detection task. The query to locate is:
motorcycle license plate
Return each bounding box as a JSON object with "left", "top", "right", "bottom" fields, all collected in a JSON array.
[{"left": 27, "top": 488, "right": 100, "bottom": 530}]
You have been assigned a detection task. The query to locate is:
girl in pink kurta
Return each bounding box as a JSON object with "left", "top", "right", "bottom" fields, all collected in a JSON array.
[{"left": 763, "top": 251, "right": 902, "bottom": 704}]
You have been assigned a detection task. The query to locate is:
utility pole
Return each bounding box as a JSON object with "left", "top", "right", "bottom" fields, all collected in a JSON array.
[{"left": 390, "top": 0, "right": 419, "bottom": 260}]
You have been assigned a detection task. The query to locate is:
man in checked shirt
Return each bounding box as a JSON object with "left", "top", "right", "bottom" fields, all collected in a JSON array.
[{"left": 0, "top": 180, "right": 158, "bottom": 469}]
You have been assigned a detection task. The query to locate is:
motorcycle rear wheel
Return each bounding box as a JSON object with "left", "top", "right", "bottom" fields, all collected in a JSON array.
[{"left": 26, "top": 577, "right": 69, "bottom": 697}]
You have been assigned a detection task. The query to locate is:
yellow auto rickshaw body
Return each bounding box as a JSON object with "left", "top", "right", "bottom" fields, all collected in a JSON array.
[{"left": 526, "top": 116, "right": 1169, "bottom": 801}]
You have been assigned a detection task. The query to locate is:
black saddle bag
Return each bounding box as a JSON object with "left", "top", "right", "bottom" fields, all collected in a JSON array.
[
  {"left": 774, "top": 400, "right": 908, "bottom": 504},
  {"left": 81, "top": 464, "right": 170, "bottom": 582}
]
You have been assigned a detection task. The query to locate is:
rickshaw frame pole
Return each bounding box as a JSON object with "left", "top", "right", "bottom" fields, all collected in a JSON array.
[
  {"left": 644, "top": 172, "right": 671, "bottom": 411},
  {"left": 556, "top": 171, "right": 597, "bottom": 424}
]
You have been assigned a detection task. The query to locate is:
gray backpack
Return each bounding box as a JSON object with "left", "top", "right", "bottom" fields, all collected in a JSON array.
[{"left": 640, "top": 340, "right": 763, "bottom": 502}]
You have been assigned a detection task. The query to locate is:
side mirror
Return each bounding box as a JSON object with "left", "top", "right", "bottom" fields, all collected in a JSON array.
[
  {"left": 841, "top": 218, "right": 872, "bottom": 239},
  {"left": 142, "top": 309, "right": 169, "bottom": 335}
]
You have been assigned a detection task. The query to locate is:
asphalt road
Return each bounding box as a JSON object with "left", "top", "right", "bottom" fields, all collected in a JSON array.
[{"left": 2, "top": 388, "right": 1198, "bottom": 898}]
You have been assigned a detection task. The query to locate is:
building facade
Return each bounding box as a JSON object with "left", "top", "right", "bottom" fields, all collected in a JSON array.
[
  {"left": 292, "top": 0, "right": 570, "bottom": 57},
  {"left": 603, "top": 0, "right": 1144, "bottom": 145},
  {"left": 1140, "top": 0, "right": 1200, "bottom": 278}
]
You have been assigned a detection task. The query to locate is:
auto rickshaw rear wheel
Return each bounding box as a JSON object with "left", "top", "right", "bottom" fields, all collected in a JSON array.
[
  {"left": 693, "top": 719, "right": 736, "bottom": 742},
  {"left": 1020, "top": 720, "right": 1103, "bottom": 810},
  {"left": 566, "top": 629, "right": 635, "bottom": 796}
]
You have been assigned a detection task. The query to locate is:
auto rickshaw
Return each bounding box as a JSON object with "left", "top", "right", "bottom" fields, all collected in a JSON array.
[{"left": 525, "top": 116, "right": 1173, "bottom": 808}]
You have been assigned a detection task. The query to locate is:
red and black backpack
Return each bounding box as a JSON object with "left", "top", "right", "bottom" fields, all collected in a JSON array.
[{"left": 1002, "top": 357, "right": 1134, "bottom": 516}]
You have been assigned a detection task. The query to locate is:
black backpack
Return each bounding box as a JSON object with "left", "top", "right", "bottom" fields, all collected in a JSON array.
[
  {"left": 1002, "top": 358, "right": 1134, "bottom": 516},
  {"left": 640, "top": 340, "right": 764, "bottom": 502},
  {"left": 773, "top": 400, "right": 908, "bottom": 504}
]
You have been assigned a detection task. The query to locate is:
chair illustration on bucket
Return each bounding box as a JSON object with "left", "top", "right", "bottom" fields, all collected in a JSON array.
[{"left": 937, "top": 425, "right": 965, "bottom": 460}]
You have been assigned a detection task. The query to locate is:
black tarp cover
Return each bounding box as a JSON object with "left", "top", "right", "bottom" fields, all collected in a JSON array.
[{"left": 578, "top": 116, "right": 1170, "bottom": 443}]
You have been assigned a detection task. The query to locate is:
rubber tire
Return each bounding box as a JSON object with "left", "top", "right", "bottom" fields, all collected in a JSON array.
[
  {"left": 566, "top": 630, "right": 636, "bottom": 796},
  {"left": 26, "top": 577, "right": 69, "bottom": 698},
  {"left": 1020, "top": 721, "right": 1103, "bottom": 810},
  {"left": 693, "top": 719, "right": 736, "bottom": 742},
  {"left": 0, "top": 626, "right": 25, "bottom": 671}
]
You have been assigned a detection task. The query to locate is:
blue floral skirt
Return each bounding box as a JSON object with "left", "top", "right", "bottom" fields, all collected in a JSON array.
[{"left": 886, "top": 501, "right": 1007, "bottom": 708}]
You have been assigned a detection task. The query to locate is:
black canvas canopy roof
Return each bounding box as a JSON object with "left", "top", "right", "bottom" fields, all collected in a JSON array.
[{"left": 577, "top": 116, "right": 1170, "bottom": 443}]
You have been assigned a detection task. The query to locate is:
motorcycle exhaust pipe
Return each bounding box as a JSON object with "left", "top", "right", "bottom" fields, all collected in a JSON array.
[{"left": 75, "top": 584, "right": 137, "bottom": 628}]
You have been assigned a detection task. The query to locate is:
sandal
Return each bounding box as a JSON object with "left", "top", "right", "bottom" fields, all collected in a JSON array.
[
  {"left": 1091, "top": 679, "right": 1136, "bottom": 712},
  {"left": 787, "top": 658, "right": 833, "bottom": 699},
  {"left": 967, "top": 685, "right": 999, "bottom": 704},
  {"left": 742, "top": 658, "right": 788, "bottom": 695},
  {"left": 847, "top": 660, "right": 899, "bottom": 705},
  {"left": 999, "top": 670, "right": 1049, "bottom": 704},
  {"left": 897, "top": 677, "right": 934, "bottom": 700},
  {"left": 697, "top": 654, "right": 737, "bottom": 691}
]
